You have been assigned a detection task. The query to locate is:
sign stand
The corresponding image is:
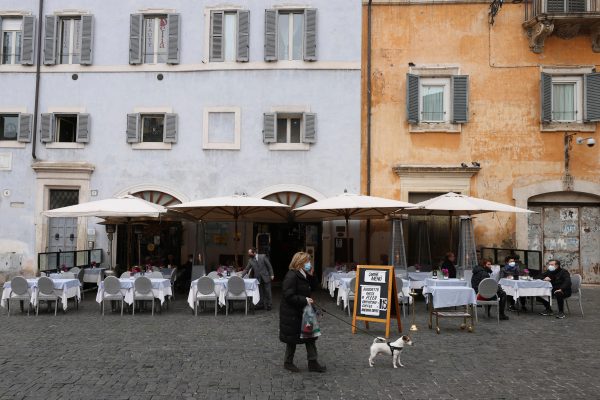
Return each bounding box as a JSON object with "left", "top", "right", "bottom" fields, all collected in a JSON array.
[{"left": 351, "top": 265, "right": 402, "bottom": 338}]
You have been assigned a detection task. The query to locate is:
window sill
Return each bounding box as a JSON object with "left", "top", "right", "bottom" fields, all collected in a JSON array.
[
  {"left": 131, "top": 142, "right": 172, "bottom": 150},
  {"left": 203, "top": 143, "right": 240, "bottom": 150},
  {"left": 541, "top": 122, "right": 596, "bottom": 132},
  {"left": 45, "top": 142, "right": 85, "bottom": 149},
  {"left": 268, "top": 143, "right": 310, "bottom": 151},
  {"left": 0, "top": 141, "right": 26, "bottom": 148},
  {"left": 409, "top": 122, "right": 461, "bottom": 133}
]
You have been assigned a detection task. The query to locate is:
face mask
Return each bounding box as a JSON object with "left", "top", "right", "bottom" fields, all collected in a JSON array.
[
  {"left": 547, "top": 265, "right": 556, "bottom": 272},
  {"left": 304, "top": 262, "right": 312, "bottom": 272},
  {"left": 508, "top": 262, "right": 516, "bottom": 267}
]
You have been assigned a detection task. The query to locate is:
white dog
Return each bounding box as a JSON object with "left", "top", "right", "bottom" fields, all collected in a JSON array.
[{"left": 368, "top": 336, "right": 413, "bottom": 368}]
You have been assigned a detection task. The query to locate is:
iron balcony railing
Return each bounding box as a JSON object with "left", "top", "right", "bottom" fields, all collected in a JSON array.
[
  {"left": 526, "top": 0, "right": 600, "bottom": 20},
  {"left": 38, "top": 249, "right": 103, "bottom": 274}
]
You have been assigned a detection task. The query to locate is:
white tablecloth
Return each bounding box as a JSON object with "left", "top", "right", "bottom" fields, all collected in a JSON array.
[
  {"left": 96, "top": 278, "right": 172, "bottom": 305},
  {"left": 187, "top": 278, "right": 260, "bottom": 308},
  {"left": 2, "top": 278, "right": 80, "bottom": 311},
  {"left": 405, "top": 272, "right": 432, "bottom": 289},
  {"left": 422, "top": 278, "right": 470, "bottom": 294},
  {"left": 327, "top": 272, "right": 354, "bottom": 296},
  {"left": 337, "top": 277, "right": 410, "bottom": 309},
  {"left": 499, "top": 279, "right": 552, "bottom": 300},
  {"left": 321, "top": 267, "right": 336, "bottom": 289},
  {"left": 83, "top": 268, "right": 106, "bottom": 284},
  {"left": 429, "top": 286, "right": 477, "bottom": 309}
]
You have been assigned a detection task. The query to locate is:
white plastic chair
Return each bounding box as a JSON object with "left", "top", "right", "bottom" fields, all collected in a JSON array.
[
  {"left": 475, "top": 278, "right": 500, "bottom": 324},
  {"left": 225, "top": 276, "right": 248, "bottom": 315},
  {"left": 7, "top": 276, "right": 32, "bottom": 316},
  {"left": 148, "top": 271, "right": 163, "bottom": 279},
  {"left": 70, "top": 267, "right": 81, "bottom": 275},
  {"left": 168, "top": 268, "right": 177, "bottom": 300},
  {"left": 59, "top": 272, "right": 76, "bottom": 279},
  {"left": 347, "top": 277, "right": 356, "bottom": 316},
  {"left": 207, "top": 271, "right": 220, "bottom": 279},
  {"left": 565, "top": 274, "right": 584, "bottom": 318},
  {"left": 195, "top": 277, "right": 218, "bottom": 316},
  {"left": 346, "top": 271, "right": 356, "bottom": 277},
  {"left": 132, "top": 277, "right": 156, "bottom": 316},
  {"left": 120, "top": 271, "right": 132, "bottom": 278},
  {"left": 102, "top": 276, "right": 124, "bottom": 316},
  {"left": 36, "top": 276, "right": 60, "bottom": 316}
]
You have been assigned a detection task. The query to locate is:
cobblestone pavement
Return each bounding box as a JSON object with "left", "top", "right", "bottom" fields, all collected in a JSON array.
[{"left": 0, "top": 284, "right": 599, "bottom": 400}]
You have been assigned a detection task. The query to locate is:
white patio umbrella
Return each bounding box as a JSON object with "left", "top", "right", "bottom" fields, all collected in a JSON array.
[{"left": 293, "top": 193, "right": 417, "bottom": 264}]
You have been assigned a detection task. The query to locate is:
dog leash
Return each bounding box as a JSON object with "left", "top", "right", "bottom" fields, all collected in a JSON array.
[{"left": 313, "top": 301, "right": 386, "bottom": 341}]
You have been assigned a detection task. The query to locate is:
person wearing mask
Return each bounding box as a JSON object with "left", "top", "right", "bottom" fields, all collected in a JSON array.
[
  {"left": 279, "top": 252, "right": 326, "bottom": 373},
  {"left": 243, "top": 247, "right": 274, "bottom": 310},
  {"left": 538, "top": 259, "right": 571, "bottom": 319},
  {"left": 441, "top": 252, "right": 457, "bottom": 279},
  {"left": 471, "top": 259, "right": 509, "bottom": 320},
  {"left": 501, "top": 255, "right": 527, "bottom": 312}
]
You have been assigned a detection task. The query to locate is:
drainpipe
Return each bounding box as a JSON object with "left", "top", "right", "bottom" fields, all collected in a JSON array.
[
  {"left": 365, "top": 0, "right": 373, "bottom": 263},
  {"left": 31, "top": 0, "right": 44, "bottom": 160}
]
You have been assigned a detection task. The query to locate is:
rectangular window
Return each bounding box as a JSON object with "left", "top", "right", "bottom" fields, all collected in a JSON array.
[
  {"left": 551, "top": 78, "right": 582, "bottom": 122},
  {"left": 278, "top": 12, "right": 303, "bottom": 61},
  {"left": 0, "top": 114, "right": 19, "bottom": 140},
  {"left": 276, "top": 116, "right": 302, "bottom": 143},
  {"left": 55, "top": 114, "right": 78, "bottom": 142},
  {"left": 144, "top": 16, "right": 168, "bottom": 64},
  {"left": 1, "top": 18, "right": 22, "bottom": 65},
  {"left": 208, "top": 112, "right": 235, "bottom": 143},
  {"left": 58, "top": 18, "right": 82, "bottom": 64},
  {"left": 141, "top": 115, "right": 165, "bottom": 142},
  {"left": 419, "top": 78, "right": 450, "bottom": 123}
]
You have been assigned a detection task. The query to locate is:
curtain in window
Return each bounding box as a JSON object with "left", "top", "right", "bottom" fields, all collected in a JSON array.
[
  {"left": 422, "top": 86, "right": 444, "bottom": 122},
  {"left": 278, "top": 13, "right": 289, "bottom": 60},
  {"left": 552, "top": 83, "right": 575, "bottom": 121}
]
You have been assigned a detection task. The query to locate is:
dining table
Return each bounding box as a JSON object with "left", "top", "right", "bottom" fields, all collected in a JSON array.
[
  {"left": 187, "top": 277, "right": 260, "bottom": 309},
  {"left": 95, "top": 277, "right": 172, "bottom": 306},
  {"left": 499, "top": 278, "right": 553, "bottom": 307},
  {"left": 2, "top": 278, "right": 81, "bottom": 311}
]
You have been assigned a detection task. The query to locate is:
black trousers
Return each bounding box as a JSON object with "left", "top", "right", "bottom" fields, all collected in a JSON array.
[
  {"left": 258, "top": 281, "right": 272, "bottom": 308},
  {"left": 538, "top": 291, "right": 567, "bottom": 313},
  {"left": 508, "top": 295, "right": 527, "bottom": 308},
  {"left": 285, "top": 341, "right": 318, "bottom": 364}
]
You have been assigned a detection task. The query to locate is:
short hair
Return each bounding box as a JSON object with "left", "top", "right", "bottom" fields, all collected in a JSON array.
[
  {"left": 504, "top": 255, "right": 515, "bottom": 263},
  {"left": 289, "top": 252, "right": 311, "bottom": 271},
  {"left": 248, "top": 247, "right": 257, "bottom": 253},
  {"left": 480, "top": 258, "right": 492, "bottom": 266},
  {"left": 549, "top": 259, "right": 561, "bottom": 267}
]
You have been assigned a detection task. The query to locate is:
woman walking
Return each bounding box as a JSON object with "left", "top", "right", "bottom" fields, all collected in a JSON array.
[{"left": 279, "top": 252, "right": 326, "bottom": 373}]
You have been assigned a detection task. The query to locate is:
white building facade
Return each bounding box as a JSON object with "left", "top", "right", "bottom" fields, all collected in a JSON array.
[{"left": 0, "top": 0, "right": 361, "bottom": 279}]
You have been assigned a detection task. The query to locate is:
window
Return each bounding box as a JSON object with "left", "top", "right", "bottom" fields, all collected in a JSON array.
[
  {"left": 552, "top": 78, "right": 580, "bottom": 122},
  {"left": 129, "top": 14, "right": 180, "bottom": 65},
  {"left": 406, "top": 72, "right": 469, "bottom": 129},
  {"left": 203, "top": 107, "right": 241, "bottom": 150},
  {"left": 40, "top": 113, "right": 89, "bottom": 144},
  {"left": 0, "top": 113, "right": 31, "bottom": 144},
  {"left": 44, "top": 15, "right": 93, "bottom": 65},
  {"left": 127, "top": 113, "right": 178, "bottom": 146},
  {"left": 541, "top": 72, "right": 600, "bottom": 125},
  {"left": 263, "top": 112, "right": 316, "bottom": 149},
  {"left": 1, "top": 18, "right": 22, "bottom": 65},
  {"left": 264, "top": 9, "right": 316, "bottom": 62},
  {"left": 209, "top": 10, "right": 249, "bottom": 62},
  {"left": 0, "top": 114, "right": 19, "bottom": 140}
]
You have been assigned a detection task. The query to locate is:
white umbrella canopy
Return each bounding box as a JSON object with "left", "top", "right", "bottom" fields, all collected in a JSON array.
[
  {"left": 43, "top": 195, "right": 167, "bottom": 218},
  {"left": 403, "top": 192, "right": 534, "bottom": 216},
  {"left": 168, "top": 195, "right": 290, "bottom": 222}
]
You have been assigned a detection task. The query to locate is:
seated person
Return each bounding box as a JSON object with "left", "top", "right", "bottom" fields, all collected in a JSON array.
[
  {"left": 538, "top": 259, "right": 571, "bottom": 319},
  {"left": 472, "top": 259, "right": 509, "bottom": 321},
  {"left": 501, "top": 255, "right": 527, "bottom": 312},
  {"left": 441, "top": 252, "right": 457, "bottom": 279}
]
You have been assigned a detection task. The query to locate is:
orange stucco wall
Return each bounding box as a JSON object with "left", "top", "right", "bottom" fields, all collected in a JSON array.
[{"left": 362, "top": 3, "right": 600, "bottom": 258}]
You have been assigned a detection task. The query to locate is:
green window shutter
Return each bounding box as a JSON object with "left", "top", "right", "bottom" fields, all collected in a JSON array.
[
  {"left": 406, "top": 73, "right": 420, "bottom": 124},
  {"left": 76, "top": 113, "right": 90, "bottom": 143},
  {"left": 167, "top": 14, "right": 180, "bottom": 64},
  {"left": 17, "top": 114, "right": 33, "bottom": 143},
  {"left": 164, "top": 114, "right": 178, "bottom": 143},
  {"left": 584, "top": 72, "right": 600, "bottom": 122},
  {"left": 126, "top": 113, "right": 140, "bottom": 143},
  {"left": 302, "top": 113, "right": 317, "bottom": 143},
  {"left": 210, "top": 11, "right": 224, "bottom": 62},
  {"left": 303, "top": 9, "right": 317, "bottom": 61},
  {"left": 129, "top": 14, "right": 143, "bottom": 65},
  {"left": 237, "top": 10, "right": 250, "bottom": 62},
  {"left": 80, "top": 15, "right": 94, "bottom": 65},
  {"left": 263, "top": 113, "right": 276, "bottom": 143},
  {"left": 541, "top": 73, "right": 552, "bottom": 123},
  {"left": 40, "top": 113, "right": 54, "bottom": 143},
  {"left": 20, "top": 16, "right": 36, "bottom": 65},
  {"left": 451, "top": 75, "right": 469, "bottom": 123},
  {"left": 264, "top": 10, "right": 277, "bottom": 62},
  {"left": 43, "top": 15, "right": 57, "bottom": 65}
]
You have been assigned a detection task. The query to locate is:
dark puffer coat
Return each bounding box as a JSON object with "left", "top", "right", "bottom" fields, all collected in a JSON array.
[{"left": 279, "top": 269, "right": 318, "bottom": 344}]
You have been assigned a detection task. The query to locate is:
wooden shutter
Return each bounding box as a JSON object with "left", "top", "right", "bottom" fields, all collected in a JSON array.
[
  {"left": 80, "top": 15, "right": 94, "bottom": 65},
  {"left": 17, "top": 114, "right": 32, "bottom": 143},
  {"left": 126, "top": 113, "right": 140, "bottom": 143},
  {"left": 264, "top": 10, "right": 277, "bottom": 62},
  {"left": 302, "top": 113, "right": 317, "bottom": 143},
  {"left": 0, "top": 18, "right": 3, "bottom": 58},
  {"left": 164, "top": 113, "right": 178, "bottom": 143},
  {"left": 263, "top": 113, "right": 276, "bottom": 143},
  {"left": 210, "top": 11, "right": 224, "bottom": 62},
  {"left": 76, "top": 113, "right": 90, "bottom": 143},
  {"left": 43, "top": 15, "right": 57, "bottom": 65},
  {"left": 129, "top": 14, "right": 143, "bottom": 65},
  {"left": 451, "top": 75, "right": 469, "bottom": 123},
  {"left": 584, "top": 72, "right": 600, "bottom": 122},
  {"left": 541, "top": 73, "right": 552, "bottom": 123},
  {"left": 303, "top": 9, "right": 317, "bottom": 61},
  {"left": 237, "top": 10, "right": 250, "bottom": 62},
  {"left": 20, "top": 16, "right": 36, "bottom": 65},
  {"left": 167, "top": 14, "right": 180, "bottom": 64},
  {"left": 406, "top": 73, "right": 420, "bottom": 124},
  {"left": 40, "top": 113, "right": 54, "bottom": 143}
]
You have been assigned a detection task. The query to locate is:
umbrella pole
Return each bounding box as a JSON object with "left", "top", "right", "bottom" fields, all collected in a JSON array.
[
  {"left": 127, "top": 222, "right": 132, "bottom": 268},
  {"left": 448, "top": 215, "right": 453, "bottom": 253},
  {"left": 235, "top": 218, "right": 239, "bottom": 268},
  {"left": 346, "top": 217, "right": 351, "bottom": 264}
]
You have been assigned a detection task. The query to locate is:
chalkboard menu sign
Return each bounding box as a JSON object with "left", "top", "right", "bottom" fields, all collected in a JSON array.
[{"left": 352, "top": 265, "right": 402, "bottom": 338}]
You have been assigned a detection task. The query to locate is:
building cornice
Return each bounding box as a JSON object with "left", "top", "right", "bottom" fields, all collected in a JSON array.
[
  {"left": 32, "top": 161, "right": 95, "bottom": 176},
  {"left": 393, "top": 164, "right": 481, "bottom": 177}
]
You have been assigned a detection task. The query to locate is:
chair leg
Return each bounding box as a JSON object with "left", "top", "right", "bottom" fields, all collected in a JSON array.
[
  {"left": 102, "top": 300, "right": 105, "bottom": 316},
  {"left": 214, "top": 300, "right": 217, "bottom": 316},
  {"left": 496, "top": 304, "right": 499, "bottom": 325},
  {"left": 54, "top": 299, "right": 58, "bottom": 316},
  {"left": 475, "top": 304, "right": 478, "bottom": 322},
  {"left": 132, "top": 299, "right": 135, "bottom": 316},
  {"left": 245, "top": 299, "right": 248, "bottom": 316},
  {"left": 151, "top": 300, "right": 154, "bottom": 316},
  {"left": 579, "top": 297, "right": 584, "bottom": 318},
  {"left": 120, "top": 299, "right": 124, "bottom": 316},
  {"left": 195, "top": 300, "right": 198, "bottom": 316}
]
